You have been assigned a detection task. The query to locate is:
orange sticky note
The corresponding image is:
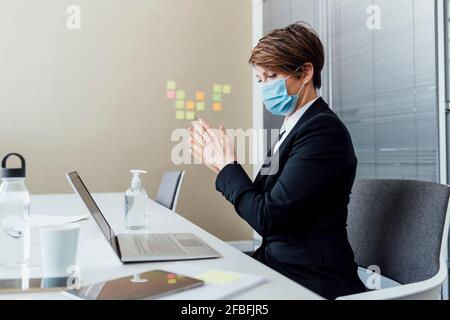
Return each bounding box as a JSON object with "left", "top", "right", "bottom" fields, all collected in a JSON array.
[
  {"left": 212, "top": 102, "right": 222, "bottom": 112},
  {"left": 186, "top": 101, "right": 195, "bottom": 110},
  {"left": 196, "top": 91, "right": 205, "bottom": 101}
]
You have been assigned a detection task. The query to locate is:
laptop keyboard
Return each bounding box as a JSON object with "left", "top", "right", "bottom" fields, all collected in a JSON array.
[{"left": 134, "top": 234, "right": 187, "bottom": 256}]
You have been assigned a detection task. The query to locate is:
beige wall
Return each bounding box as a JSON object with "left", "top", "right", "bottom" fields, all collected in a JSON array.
[{"left": 0, "top": 0, "right": 253, "bottom": 241}]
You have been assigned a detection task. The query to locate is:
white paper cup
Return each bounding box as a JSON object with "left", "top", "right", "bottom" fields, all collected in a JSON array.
[{"left": 39, "top": 223, "right": 80, "bottom": 277}]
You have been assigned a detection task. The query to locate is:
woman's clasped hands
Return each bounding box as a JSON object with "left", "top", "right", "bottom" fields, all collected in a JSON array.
[{"left": 188, "top": 119, "right": 236, "bottom": 174}]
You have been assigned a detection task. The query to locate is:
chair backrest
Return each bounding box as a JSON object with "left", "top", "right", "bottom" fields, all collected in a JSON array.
[
  {"left": 347, "top": 179, "right": 450, "bottom": 285},
  {"left": 154, "top": 171, "right": 185, "bottom": 211}
]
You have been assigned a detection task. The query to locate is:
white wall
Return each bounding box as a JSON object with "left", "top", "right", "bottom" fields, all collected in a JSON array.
[{"left": 0, "top": 0, "right": 254, "bottom": 241}]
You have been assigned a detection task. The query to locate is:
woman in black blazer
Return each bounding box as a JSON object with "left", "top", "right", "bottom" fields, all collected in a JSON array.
[{"left": 189, "top": 22, "right": 366, "bottom": 299}]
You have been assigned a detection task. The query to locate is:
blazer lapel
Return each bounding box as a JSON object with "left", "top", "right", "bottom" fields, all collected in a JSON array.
[{"left": 293, "top": 97, "right": 329, "bottom": 129}]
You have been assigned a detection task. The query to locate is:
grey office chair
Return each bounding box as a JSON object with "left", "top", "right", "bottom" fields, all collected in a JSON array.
[
  {"left": 154, "top": 171, "right": 185, "bottom": 211},
  {"left": 338, "top": 179, "right": 450, "bottom": 300}
]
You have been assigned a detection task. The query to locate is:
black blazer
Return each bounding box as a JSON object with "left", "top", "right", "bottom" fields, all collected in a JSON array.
[{"left": 215, "top": 98, "right": 366, "bottom": 299}]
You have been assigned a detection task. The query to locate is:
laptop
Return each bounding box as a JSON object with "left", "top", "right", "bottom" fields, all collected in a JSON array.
[{"left": 66, "top": 171, "right": 221, "bottom": 263}]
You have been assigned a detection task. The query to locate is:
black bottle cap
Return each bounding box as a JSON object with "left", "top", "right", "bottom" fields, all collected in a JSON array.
[{"left": 1, "top": 153, "right": 26, "bottom": 178}]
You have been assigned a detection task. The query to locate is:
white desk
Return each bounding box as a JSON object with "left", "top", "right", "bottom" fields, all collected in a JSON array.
[{"left": 0, "top": 193, "right": 322, "bottom": 300}]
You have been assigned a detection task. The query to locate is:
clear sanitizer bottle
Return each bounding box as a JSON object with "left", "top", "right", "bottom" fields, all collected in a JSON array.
[
  {"left": 124, "top": 170, "right": 148, "bottom": 230},
  {"left": 0, "top": 153, "right": 31, "bottom": 268}
]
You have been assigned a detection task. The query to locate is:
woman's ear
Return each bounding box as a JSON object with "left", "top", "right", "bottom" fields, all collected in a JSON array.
[{"left": 300, "top": 63, "right": 315, "bottom": 84}]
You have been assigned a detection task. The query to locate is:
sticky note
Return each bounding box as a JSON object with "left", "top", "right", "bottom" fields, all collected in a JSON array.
[
  {"left": 213, "top": 93, "right": 222, "bottom": 102},
  {"left": 176, "top": 90, "right": 186, "bottom": 100},
  {"left": 222, "top": 85, "right": 231, "bottom": 94},
  {"left": 175, "top": 100, "right": 185, "bottom": 109},
  {"left": 166, "top": 90, "right": 176, "bottom": 99},
  {"left": 212, "top": 102, "right": 222, "bottom": 112},
  {"left": 196, "top": 91, "right": 205, "bottom": 101},
  {"left": 175, "top": 111, "right": 185, "bottom": 120},
  {"left": 186, "top": 101, "right": 195, "bottom": 110},
  {"left": 213, "top": 84, "right": 222, "bottom": 93},
  {"left": 195, "top": 270, "right": 243, "bottom": 285},
  {"left": 168, "top": 279, "right": 177, "bottom": 284},
  {"left": 185, "top": 111, "right": 195, "bottom": 120},
  {"left": 196, "top": 101, "right": 205, "bottom": 111},
  {"left": 167, "top": 81, "right": 176, "bottom": 90}
]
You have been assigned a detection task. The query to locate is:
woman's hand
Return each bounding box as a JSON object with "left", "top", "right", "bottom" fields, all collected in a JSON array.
[{"left": 188, "top": 119, "right": 236, "bottom": 174}]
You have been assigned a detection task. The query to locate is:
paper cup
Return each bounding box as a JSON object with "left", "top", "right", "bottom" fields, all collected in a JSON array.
[{"left": 39, "top": 223, "right": 80, "bottom": 277}]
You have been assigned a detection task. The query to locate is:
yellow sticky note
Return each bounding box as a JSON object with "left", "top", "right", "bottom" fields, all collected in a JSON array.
[
  {"left": 213, "top": 84, "right": 222, "bottom": 93},
  {"left": 196, "top": 91, "right": 205, "bottom": 101},
  {"left": 185, "top": 111, "right": 195, "bottom": 120},
  {"left": 167, "top": 81, "right": 176, "bottom": 90},
  {"left": 176, "top": 90, "right": 186, "bottom": 100},
  {"left": 186, "top": 101, "right": 195, "bottom": 110},
  {"left": 196, "top": 101, "right": 205, "bottom": 111},
  {"left": 195, "top": 270, "right": 243, "bottom": 285},
  {"left": 212, "top": 102, "right": 222, "bottom": 112},
  {"left": 175, "top": 100, "right": 185, "bottom": 109},
  {"left": 175, "top": 111, "right": 185, "bottom": 120},
  {"left": 222, "top": 85, "right": 231, "bottom": 94}
]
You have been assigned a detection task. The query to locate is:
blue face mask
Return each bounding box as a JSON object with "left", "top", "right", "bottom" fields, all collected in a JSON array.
[{"left": 261, "top": 74, "right": 306, "bottom": 116}]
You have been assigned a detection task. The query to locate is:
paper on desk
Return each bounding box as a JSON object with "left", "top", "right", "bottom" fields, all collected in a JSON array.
[
  {"left": 195, "top": 270, "right": 243, "bottom": 285},
  {"left": 158, "top": 262, "right": 267, "bottom": 300},
  {"left": 30, "top": 214, "right": 90, "bottom": 228}
]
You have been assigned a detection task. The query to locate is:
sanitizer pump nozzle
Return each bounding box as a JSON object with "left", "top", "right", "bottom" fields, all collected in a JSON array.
[
  {"left": 131, "top": 170, "right": 147, "bottom": 189},
  {"left": 124, "top": 169, "right": 148, "bottom": 230}
]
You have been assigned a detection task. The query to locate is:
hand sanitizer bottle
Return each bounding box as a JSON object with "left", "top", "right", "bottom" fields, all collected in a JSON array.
[
  {"left": 124, "top": 170, "right": 148, "bottom": 230},
  {"left": 0, "top": 153, "right": 31, "bottom": 267}
]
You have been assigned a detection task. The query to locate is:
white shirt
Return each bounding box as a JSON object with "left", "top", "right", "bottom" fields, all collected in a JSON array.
[{"left": 273, "top": 97, "right": 320, "bottom": 155}]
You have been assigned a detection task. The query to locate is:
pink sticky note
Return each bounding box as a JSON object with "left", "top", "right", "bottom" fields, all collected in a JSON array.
[{"left": 166, "top": 90, "right": 176, "bottom": 99}]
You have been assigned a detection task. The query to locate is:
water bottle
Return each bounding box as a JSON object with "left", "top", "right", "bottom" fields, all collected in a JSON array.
[
  {"left": 0, "top": 153, "right": 31, "bottom": 267},
  {"left": 124, "top": 170, "right": 148, "bottom": 230}
]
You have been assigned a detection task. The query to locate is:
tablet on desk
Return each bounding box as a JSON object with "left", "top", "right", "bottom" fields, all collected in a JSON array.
[
  {"left": 0, "top": 276, "right": 70, "bottom": 293},
  {"left": 63, "top": 270, "right": 203, "bottom": 300}
]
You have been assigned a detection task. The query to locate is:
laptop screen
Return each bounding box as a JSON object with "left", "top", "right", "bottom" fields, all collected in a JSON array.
[{"left": 66, "top": 171, "right": 120, "bottom": 256}]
